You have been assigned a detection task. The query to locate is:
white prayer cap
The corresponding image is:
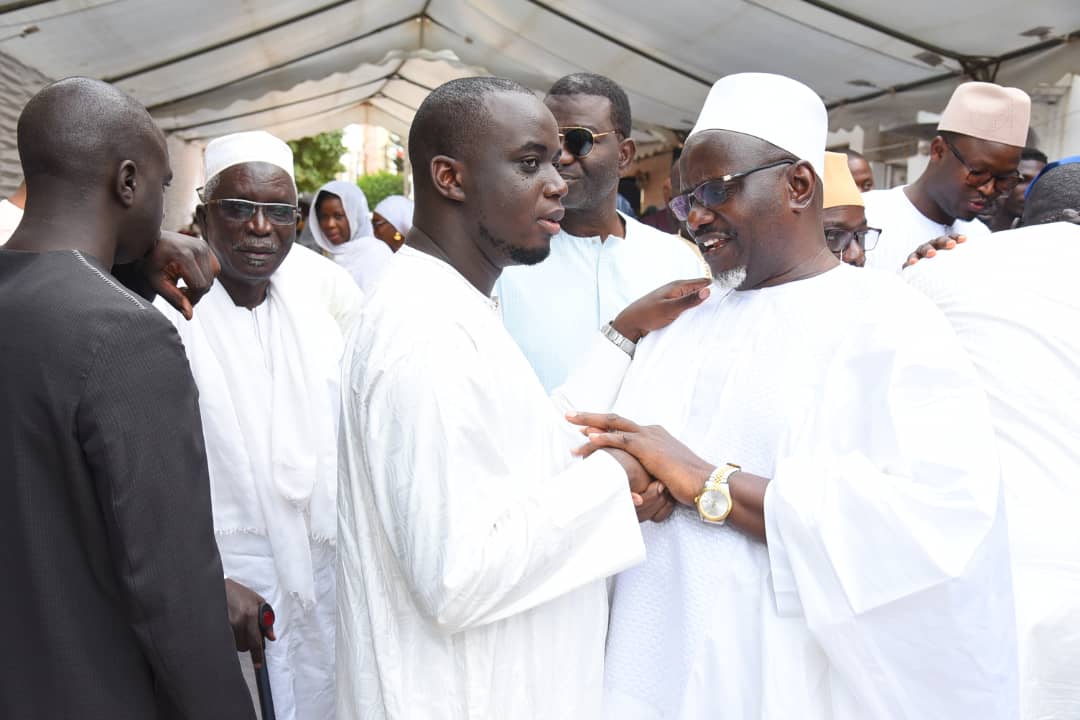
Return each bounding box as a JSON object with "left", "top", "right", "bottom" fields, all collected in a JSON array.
[
  {"left": 937, "top": 82, "right": 1030, "bottom": 148},
  {"left": 203, "top": 130, "right": 295, "bottom": 184},
  {"left": 688, "top": 73, "right": 827, "bottom": 177}
]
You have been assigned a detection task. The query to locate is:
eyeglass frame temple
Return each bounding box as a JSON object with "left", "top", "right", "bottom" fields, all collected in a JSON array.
[{"left": 940, "top": 135, "right": 1022, "bottom": 189}]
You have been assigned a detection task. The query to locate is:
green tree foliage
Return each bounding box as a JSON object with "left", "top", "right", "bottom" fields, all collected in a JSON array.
[
  {"left": 287, "top": 130, "right": 346, "bottom": 193},
  {"left": 357, "top": 171, "right": 405, "bottom": 208}
]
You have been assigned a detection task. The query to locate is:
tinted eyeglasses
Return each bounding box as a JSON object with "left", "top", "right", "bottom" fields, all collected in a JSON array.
[
  {"left": 668, "top": 159, "right": 795, "bottom": 222},
  {"left": 941, "top": 135, "right": 1022, "bottom": 193},
  {"left": 206, "top": 198, "right": 299, "bottom": 226},
  {"left": 825, "top": 227, "right": 881, "bottom": 257},
  {"left": 558, "top": 127, "right": 619, "bottom": 158}
]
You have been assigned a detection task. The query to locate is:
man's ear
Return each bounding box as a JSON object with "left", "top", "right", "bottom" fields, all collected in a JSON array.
[
  {"left": 617, "top": 136, "right": 636, "bottom": 172},
  {"left": 787, "top": 160, "right": 816, "bottom": 211},
  {"left": 929, "top": 136, "right": 948, "bottom": 162},
  {"left": 430, "top": 155, "right": 466, "bottom": 203},
  {"left": 115, "top": 160, "right": 137, "bottom": 208}
]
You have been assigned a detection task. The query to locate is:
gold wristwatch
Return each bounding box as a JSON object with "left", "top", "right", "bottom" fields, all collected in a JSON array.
[{"left": 695, "top": 463, "right": 740, "bottom": 525}]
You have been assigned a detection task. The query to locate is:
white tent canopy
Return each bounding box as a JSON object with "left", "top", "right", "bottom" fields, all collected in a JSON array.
[{"left": 1, "top": 0, "right": 1077, "bottom": 143}]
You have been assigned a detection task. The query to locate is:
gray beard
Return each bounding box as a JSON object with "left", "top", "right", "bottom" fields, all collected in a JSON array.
[{"left": 713, "top": 265, "right": 748, "bottom": 289}]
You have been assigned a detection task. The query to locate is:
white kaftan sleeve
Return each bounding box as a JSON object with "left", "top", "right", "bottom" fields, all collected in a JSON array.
[
  {"left": 762, "top": 294, "right": 1018, "bottom": 719},
  {"left": 364, "top": 323, "right": 644, "bottom": 635},
  {"left": 551, "top": 332, "right": 632, "bottom": 413}
]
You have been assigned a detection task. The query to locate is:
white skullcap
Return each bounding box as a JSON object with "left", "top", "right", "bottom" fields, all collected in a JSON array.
[
  {"left": 688, "top": 73, "right": 827, "bottom": 177},
  {"left": 937, "top": 82, "right": 1030, "bottom": 148},
  {"left": 203, "top": 130, "right": 295, "bottom": 184}
]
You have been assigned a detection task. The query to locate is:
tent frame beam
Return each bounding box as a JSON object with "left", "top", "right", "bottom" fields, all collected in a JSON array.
[
  {"left": 105, "top": 0, "right": 357, "bottom": 84},
  {"left": 826, "top": 29, "right": 1080, "bottom": 110}
]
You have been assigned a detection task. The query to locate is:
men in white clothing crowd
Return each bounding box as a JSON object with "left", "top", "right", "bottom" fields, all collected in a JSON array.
[{"left": 7, "top": 60, "right": 1080, "bottom": 720}]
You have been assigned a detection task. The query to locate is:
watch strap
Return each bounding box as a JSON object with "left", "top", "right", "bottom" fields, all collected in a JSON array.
[{"left": 600, "top": 322, "right": 636, "bottom": 357}]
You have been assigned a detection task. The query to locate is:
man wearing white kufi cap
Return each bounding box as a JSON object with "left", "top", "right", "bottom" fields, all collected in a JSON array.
[
  {"left": 154, "top": 130, "right": 362, "bottom": 720},
  {"left": 864, "top": 81, "right": 1031, "bottom": 272},
  {"left": 565, "top": 72, "right": 1018, "bottom": 719}
]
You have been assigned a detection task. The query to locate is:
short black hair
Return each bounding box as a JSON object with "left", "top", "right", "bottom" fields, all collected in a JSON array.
[
  {"left": 18, "top": 77, "right": 161, "bottom": 186},
  {"left": 547, "top": 73, "right": 631, "bottom": 137},
  {"left": 1023, "top": 162, "right": 1080, "bottom": 225},
  {"left": 408, "top": 76, "right": 535, "bottom": 180},
  {"left": 1021, "top": 147, "right": 1048, "bottom": 164},
  {"left": 843, "top": 148, "right": 866, "bottom": 160}
]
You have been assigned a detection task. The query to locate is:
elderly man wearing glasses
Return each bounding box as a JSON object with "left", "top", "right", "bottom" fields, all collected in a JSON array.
[
  {"left": 154, "top": 131, "right": 361, "bottom": 720},
  {"left": 495, "top": 73, "right": 709, "bottom": 392},
  {"left": 862, "top": 82, "right": 1030, "bottom": 272}
]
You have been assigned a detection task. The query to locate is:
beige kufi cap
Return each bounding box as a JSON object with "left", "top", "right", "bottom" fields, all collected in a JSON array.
[
  {"left": 937, "top": 82, "right": 1030, "bottom": 147},
  {"left": 689, "top": 72, "right": 827, "bottom": 177},
  {"left": 823, "top": 151, "right": 864, "bottom": 209},
  {"left": 203, "top": 130, "right": 295, "bottom": 185}
]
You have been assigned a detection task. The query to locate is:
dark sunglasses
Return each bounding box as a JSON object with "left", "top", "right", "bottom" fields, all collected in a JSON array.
[
  {"left": 668, "top": 159, "right": 795, "bottom": 222},
  {"left": 941, "top": 135, "right": 1022, "bottom": 193},
  {"left": 825, "top": 227, "right": 881, "bottom": 256},
  {"left": 558, "top": 127, "right": 619, "bottom": 158},
  {"left": 205, "top": 198, "right": 299, "bottom": 226}
]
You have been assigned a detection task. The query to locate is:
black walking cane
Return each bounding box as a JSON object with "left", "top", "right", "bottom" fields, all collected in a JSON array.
[{"left": 254, "top": 602, "right": 277, "bottom": 720}]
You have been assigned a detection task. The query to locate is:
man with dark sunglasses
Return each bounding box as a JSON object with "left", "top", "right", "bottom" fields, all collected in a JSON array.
[
  {"left": 863, "top": 81, "right": 1030, "bottom": 272},
  {"left": 495, "top": 72, "right": 708, "bottom": 391},
  {"left": 155, "top": 130, "right": 361, "bottom": 720}
]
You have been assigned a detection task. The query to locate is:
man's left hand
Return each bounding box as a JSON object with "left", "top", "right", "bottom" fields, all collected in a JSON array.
[
  {"left": 141, "top": 230, "right": 220, "bottom": 320},
  {"left": 610, "top": 278, "right": 711, "bottom": 342}
]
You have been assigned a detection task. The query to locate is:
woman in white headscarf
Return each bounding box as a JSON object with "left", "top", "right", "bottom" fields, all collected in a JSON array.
[
  {"left": 371, "top": 194, "right": 414, "bottom": 252},
  {"left": 309, "top": 180, "right": 392, "bottom": 293}
]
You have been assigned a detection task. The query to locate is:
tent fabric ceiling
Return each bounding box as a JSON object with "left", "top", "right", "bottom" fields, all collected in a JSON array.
[{"left": 1, "top": 0, "right": 1077, "bottom": 143}]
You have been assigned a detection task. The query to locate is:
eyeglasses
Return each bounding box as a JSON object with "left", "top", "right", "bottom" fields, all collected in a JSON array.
[
  {"left": 668, "top": 159, "right": 795, "bottom": 222},
  {"left": 206, "top": 198, "right": 299, "bottom": 226},
  {"left": 558, "top": 127, "right": 620, "bottom": 158},
  {"left": 824, "top": 227, "right": 881, "bottom": 257},
  {"left": 941, "top": 135, "right": 1022, "bottom": 193}
]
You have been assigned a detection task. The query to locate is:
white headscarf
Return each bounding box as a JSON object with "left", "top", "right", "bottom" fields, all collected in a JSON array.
[
  {"left": 309, "top": 180, "right": 391, "bottom": 293},
  {"left": 373, "top": 194, "right": 414, "bottom": 236}
]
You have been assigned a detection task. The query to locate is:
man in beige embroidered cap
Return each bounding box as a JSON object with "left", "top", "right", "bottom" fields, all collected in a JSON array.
[
  {"left": 822, "top": 150, "right": 879, "bottom": 266},
  {"left": 864, "top": 81, "right": 1030, "bottom": 272},
  {"left": 565, "top": 72, "right": 1017, "bottom": 720}
]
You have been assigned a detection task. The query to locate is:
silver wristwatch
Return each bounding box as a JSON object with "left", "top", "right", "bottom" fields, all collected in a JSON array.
[{"left": 601, "top": 322, "right": 636, "bottom": 357}]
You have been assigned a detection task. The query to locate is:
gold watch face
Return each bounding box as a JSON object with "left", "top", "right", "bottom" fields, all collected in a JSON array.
[{"left": 697, "top": 488, "right": 731, "bottom": 522}]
